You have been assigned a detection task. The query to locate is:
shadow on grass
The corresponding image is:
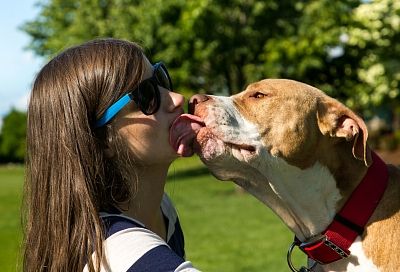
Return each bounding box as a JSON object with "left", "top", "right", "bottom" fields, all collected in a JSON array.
[{"left": 167, "top": 166, "right": 211, "bottom": 181}]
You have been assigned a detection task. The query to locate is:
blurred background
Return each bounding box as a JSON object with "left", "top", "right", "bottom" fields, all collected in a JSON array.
[
  {"left": 0, "top": 0, "right": 399, "bottom": 271},
  {"left": 1, "top": 0, "right": 400, "bottom": 164}
]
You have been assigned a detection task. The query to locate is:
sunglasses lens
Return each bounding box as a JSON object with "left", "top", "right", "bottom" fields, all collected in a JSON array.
[
  {"left": 154, "top": 64, "right": 172, "bottom": 90},
  {"left": 136, "top": 81, "right": 160, "bottom": 115}
]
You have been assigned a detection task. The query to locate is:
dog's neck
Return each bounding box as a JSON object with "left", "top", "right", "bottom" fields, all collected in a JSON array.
[
  {"left": 317, "top": 140, "right": 369, "bottom": 208},
  {"left": 235, "top": 148, "right": 368, "bottom": 242}
]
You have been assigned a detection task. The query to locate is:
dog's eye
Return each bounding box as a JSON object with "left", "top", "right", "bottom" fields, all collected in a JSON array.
[{"left": 250, "top": 92, "right": 267, "bottom": 99}]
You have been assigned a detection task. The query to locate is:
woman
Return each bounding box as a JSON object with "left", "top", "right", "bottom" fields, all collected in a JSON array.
[{"left": 23, "top": 38, "right": 200, "bottom": 271}]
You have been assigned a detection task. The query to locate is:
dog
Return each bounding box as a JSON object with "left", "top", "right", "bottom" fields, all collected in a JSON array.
[{"left": 169, "top": 79, "right": 400, "bottom": 272}]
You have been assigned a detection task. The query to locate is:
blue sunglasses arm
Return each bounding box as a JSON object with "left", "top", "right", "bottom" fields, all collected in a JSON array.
[{"left": 95, "top": 93, "right": 131, "bottom": 128}]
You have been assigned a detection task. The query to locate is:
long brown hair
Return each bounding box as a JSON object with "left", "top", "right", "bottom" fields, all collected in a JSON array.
[{"left": 23, "top": 38, "right": 145, "bottom": 271}]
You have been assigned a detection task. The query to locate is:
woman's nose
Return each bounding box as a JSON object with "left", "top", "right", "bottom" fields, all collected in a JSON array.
[
  {"left": 189, "top": 94, "right": 209, "bottom": 114},
  {"left": 168, "top": 91, "right": 185, "bottom": 112}
]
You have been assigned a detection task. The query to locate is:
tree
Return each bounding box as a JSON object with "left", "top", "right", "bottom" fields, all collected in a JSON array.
[
  {"left": 22, "top": 0, "right": 399, "bottom": 115},
  {"left": 21, "top": 0, "right": 303, "bottom": 95},
  {"left": 347, "top": 0, "right": 400, "bottom": 112},
  {"left": 155, "top": 0, "right": 303, "bottom": 95},
  {"left": 0, "top": 109, "right": 27, "bottom": 163},
  {"left": 262, "top": 0, "right": 400, "bottom": 115}
]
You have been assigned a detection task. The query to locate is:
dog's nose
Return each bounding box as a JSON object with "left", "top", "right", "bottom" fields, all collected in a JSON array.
[{"left": 189, "top": 94, "right": 208, "bottom": 114}]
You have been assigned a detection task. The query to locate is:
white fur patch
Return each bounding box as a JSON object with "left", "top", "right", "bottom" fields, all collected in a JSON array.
[{"left": 254, "top": 153, "right": 342, "bottom": 239}]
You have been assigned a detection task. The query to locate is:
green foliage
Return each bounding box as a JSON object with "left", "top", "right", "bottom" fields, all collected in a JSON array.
[
  {"left": 262, "top": 0, "right": 400, "bottom": 112},
  {"left": 0, "top": 109, "right": 27, "bottom": 163},
  {"left": 21, "top": 0, "right": 400, "bottom": 112},
  {"left": 346, "top": 0, "right": 400, "bottom": 111},
  {"left": 7, "top": 0, "right": 399, "bottom": 164},
  {"left": 23, "top": 0, "right": 302, "bottom": 95}
]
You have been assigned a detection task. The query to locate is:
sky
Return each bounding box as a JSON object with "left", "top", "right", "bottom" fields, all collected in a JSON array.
[{"left": 0, "top": 0, "right": 43, "bottom": 126}]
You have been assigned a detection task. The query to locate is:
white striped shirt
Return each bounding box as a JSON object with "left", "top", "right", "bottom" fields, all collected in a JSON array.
[{"left": 84, "top": 194, "right": 200, "bottom": 272}]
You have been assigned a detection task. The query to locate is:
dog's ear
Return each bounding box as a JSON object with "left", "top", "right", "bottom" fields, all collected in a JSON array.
[{"left": 317, "top": 98, "right": 372, "bottom": 167}]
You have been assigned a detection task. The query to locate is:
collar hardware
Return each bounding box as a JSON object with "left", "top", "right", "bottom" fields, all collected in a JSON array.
[{"left": 294, "top": 234, "right": 350, "bottom": 265}]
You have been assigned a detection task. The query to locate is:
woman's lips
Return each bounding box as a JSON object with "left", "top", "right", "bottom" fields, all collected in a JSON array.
[{"left": 169, "top": 114, "right": 205, "bottom": 157}]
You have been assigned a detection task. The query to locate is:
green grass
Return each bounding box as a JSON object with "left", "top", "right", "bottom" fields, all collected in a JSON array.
[
  {"left": 0, "top": 166, "right": 24, "bottom": 272},
  {"left": 0, "top": 158, "right": 305, "bottom": 271}
]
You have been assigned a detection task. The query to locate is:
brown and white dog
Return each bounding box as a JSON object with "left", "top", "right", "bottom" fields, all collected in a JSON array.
[{"left": 170, "top": 79, "right": 400, "bottom": 272}]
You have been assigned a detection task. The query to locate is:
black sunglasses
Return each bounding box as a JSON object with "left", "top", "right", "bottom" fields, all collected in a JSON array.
[{"left": 95, "top": 62, "right": 173, "bottom": 127}]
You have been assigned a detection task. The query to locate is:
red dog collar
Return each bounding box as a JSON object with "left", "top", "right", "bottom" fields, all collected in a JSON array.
[{"left": 294, "top": 152, "right": 389, "bottom": 265}]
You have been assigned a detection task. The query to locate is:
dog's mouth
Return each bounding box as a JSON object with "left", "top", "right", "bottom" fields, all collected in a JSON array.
[
  {"left": 169, "top": 113, "right": 205, "bottom": 157},
  {"left": 169, "top": 113, "right": 256, "bottom": 159}
]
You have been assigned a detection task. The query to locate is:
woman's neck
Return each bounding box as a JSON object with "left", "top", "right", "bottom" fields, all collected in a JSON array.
[{"left": 120, "top": 163, "right": 170, "bottom": 239}]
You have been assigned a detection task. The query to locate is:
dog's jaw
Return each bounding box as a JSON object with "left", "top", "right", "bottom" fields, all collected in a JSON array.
[{"left": 194, "top": 95, "right": 342, "bottom": 241}]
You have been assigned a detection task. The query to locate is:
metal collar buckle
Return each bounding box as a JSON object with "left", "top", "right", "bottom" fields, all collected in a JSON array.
[
  {"left": 287, "top": 234, "right": 350, "bottom": 271},
  {"left": 321, "top": 236, "right": 350, "bottom": 259},
  {"left": 299, "top": 234, "right": 349, "bottom": 263}
]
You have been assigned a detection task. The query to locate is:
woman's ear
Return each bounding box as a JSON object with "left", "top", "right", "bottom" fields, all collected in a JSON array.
[{"left": 317, "top": 98, "right": 372, "bottom": 167}]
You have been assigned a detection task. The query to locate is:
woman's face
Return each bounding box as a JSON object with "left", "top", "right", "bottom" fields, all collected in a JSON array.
[{"left": 113, "top": 57, "right": 185, "bottom": 166}]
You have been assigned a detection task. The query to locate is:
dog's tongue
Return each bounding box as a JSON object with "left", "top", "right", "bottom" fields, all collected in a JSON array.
[{"left": 170, "top": 114, "right": 205, "bottom": 157}]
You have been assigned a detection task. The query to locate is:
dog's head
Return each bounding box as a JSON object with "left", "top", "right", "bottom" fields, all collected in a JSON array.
[
  {"left": 170, "top": 79, "right": 372, "bottom": 238},
  {"left": 192, "top": 79, "right": 370, "bottom": 174}
]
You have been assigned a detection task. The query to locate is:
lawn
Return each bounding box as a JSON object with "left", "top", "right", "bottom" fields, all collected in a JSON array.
[
  {"left": 0, "top": 157, "right": 305, "bottom": 271},
  {"left": 0, "top": 166, "right": 24, "bottom": 272}
]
